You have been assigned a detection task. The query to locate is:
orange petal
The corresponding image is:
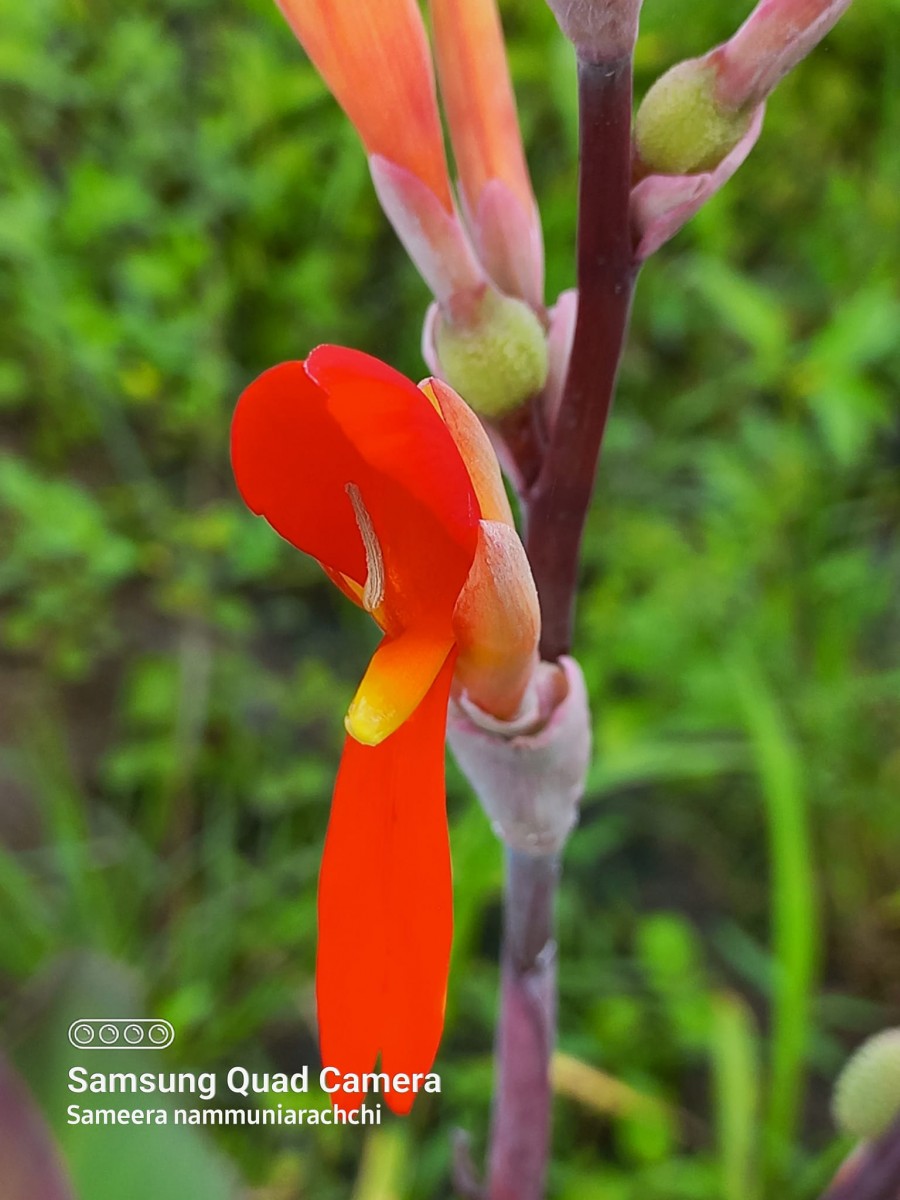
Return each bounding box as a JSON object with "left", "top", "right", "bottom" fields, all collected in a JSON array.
[
  {"left": 317, "top": 654, "right": 456, "bottom": 1115},
  {"left": 429, "top": 0, "right": 533, "bottom": 215},
  {"left": 346, "top": 628, "right": 455, "bottom": 746},
  {"left": 275, "top": 0, "right": 453, "bottom": 211},
  {"left": 429, "top": 0, "right": 543, "bottom": 303},
  {"left": 421, "top": 377, "right": 514, "bottom": 526},
  {"left": 452, "top": 520, "right": 540, "bottom": 720}
]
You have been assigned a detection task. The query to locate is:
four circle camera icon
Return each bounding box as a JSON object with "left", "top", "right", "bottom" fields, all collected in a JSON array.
[{"left": 67, "top": 1019, "right": 175, "bottom": 1050}]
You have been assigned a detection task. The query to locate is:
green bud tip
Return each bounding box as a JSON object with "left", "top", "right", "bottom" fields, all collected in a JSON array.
[
  {"left": 435, "top": 290, "right": 548, "bottom": 419},
  {"left": 833, "top": 1029, "right": 900, "bottom": 1141},
  {"left": 634, "top": 60, "right": 753, "bottom": 176}
]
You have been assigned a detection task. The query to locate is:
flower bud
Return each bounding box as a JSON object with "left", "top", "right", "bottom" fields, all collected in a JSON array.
[
  {"left": 630, "top": 105, "right": 764, "bottom": 260},
  {"left": 433, "top": 289, "right": 549, "bottom": 418},
  {"left": 833, "top": 1029, "right": 900, "bottom": 1141},
  {"left": 713, "top": 0, "right": 855, "bottom": 112},
  {"left": 634, "top": 59, "right": 754, "bottom": 176}
]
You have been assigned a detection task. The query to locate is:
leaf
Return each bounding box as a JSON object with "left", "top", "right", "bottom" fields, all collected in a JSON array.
[
  {"left": 732, "top": 658, "right": 820, "bottom": 1180},
  {"left": 711, "top": 991, "right": 761, "bottom": 1200}
]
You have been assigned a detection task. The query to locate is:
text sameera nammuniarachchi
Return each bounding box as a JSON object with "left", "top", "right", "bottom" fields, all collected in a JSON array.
[{"left": 66, "top": 1065, "right": 441, "bottom": 1126}]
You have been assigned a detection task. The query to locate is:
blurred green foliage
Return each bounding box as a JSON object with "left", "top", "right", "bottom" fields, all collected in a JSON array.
[{"left": 1, "top": 0, "right": 898, "bottom": 1196}]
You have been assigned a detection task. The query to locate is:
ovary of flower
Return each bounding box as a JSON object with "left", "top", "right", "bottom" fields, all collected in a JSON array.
[{"left": 230, "top": 346, "right": 539, "bottom": 1114}]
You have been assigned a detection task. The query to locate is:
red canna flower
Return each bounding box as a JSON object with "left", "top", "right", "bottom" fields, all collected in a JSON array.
[{"left": 231, "top": 346, "right": 539, "bottom": 1114}]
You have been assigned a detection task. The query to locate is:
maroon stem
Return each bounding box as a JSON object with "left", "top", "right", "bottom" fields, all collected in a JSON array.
[
  {"left": 487, "top": 851, "right": 558, "bottom": 1200},
  {"left": 477, "top": 52, "right": 637, "bottom": 1200},
  {"left": 525, "top": 55, "right": 637, "bottom": 661}
]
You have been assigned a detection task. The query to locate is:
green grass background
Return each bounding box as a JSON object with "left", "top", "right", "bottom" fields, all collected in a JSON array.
[{"left": 1, "top": 0, "right": 898, "bottom": 1196}]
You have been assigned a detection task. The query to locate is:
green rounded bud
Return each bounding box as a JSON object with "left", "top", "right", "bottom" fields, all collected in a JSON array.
[
  {"left": 833, "top": 1029, "right": 900, "bottom": 1140},
  {"left": 435, "top": 290, "right": 548, "bottom": 419},
  {"left": 635, "top": 60, "right": 753, "bottom": 176}
]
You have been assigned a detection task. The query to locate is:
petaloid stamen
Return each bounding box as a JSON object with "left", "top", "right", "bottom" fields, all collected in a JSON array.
[{"left": 345, "top": 482, "right": 385, "bottom": 613}]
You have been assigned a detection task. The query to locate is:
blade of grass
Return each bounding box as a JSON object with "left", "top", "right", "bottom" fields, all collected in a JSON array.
[
  {"left": 733, "top": 658, "right": 820, "bottom": 1180},
  {"left": 711, "top": 991, "right": 761, "bottom": 1200},
  {"left": 352, "top": 1128, "right": 408, "bottom": 1200},
  {"left": 24, "top": 719, "right": 120, "bottom": 952},
  {"left": 0, "top": 843, "right": 58, "bottom": 977},
  {"left": 551, "top": 1050, "right": 665, "bottom": 1119}
]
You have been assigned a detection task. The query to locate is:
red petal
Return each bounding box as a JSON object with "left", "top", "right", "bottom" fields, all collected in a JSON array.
[
  {"left": 316, "top": 732, "right": 389, "bottom": 1114},
  {"left": 317, "top": 654, "right": 456, "bottom": 1116},
  {"left": 230, "top": 360, "right": 368, "bottom": 583},
  {"left": 306, "top": 346, "right": 478, "bottom": 555},
  {"left": 231, "top": 351, "right": 480, "bottom": 628}
]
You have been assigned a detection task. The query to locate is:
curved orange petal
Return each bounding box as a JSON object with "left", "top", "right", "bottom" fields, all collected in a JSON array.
[
  {"left": 452, "top": 520, "right": 540, "bottom": 720},
  {"left": 346, "top": 628, "right": 455, "bottom": 746},
  {"left": 317, "top": 654, "right": 456, "bottom": 1115},
  {"left": 421, "top": 377, "right": 514, "bottom": 526},
  {"left": 307, "top": 346, "right": 478, "bottom": 558},
  {"left": 275, "top": 0, "right": 453, "bottom": 211},
  {"left": 429, "top": 0, "right": 534, "bottom": 215}
]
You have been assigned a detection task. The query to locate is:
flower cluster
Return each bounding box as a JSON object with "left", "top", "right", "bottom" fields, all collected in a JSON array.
[
  {"left": 232, "top": 0, "right": 857, "bottom": 1118},
  {"left": 275, "top": 0, "right": 550, "bottom": 417}
]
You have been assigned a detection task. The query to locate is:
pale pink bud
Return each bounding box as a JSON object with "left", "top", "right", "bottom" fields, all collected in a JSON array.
[
  {"left": 631, "top": 0, "right": 853, "bottom": 257},
  {"left": 712, "top": 0, "right": 855, "bottom": 111},
  {"left": 541, "top": 288, "right": 578, "bottom": 429},
  {"left": 465, "top": 180, "right": 545, "bottom": 313},
  {"left": 369, "top": 156, "right": 486, "bottom": 314}
]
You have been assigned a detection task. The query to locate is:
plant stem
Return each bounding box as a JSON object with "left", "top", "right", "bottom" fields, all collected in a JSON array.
[
  {"left": 480, "top": 49, "right": 636, "bottom": 1200},
  {"left": 487, "top": 850, "right": 559, "bottom": 1200},
  {"left": 525, "top": 54, "right": 637, "bottom": 661}
]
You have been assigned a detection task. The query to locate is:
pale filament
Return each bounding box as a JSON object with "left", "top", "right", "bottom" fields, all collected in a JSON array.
[{"left": 345, "top": 482, "right": 385, "bottom": 613}]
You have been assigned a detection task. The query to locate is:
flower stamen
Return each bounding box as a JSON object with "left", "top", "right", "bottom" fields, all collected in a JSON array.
[{"left": 346, "top": 482, "right": 385, "bottom": 613}]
